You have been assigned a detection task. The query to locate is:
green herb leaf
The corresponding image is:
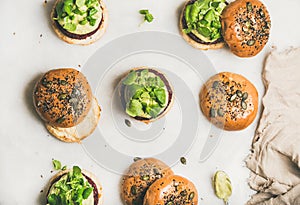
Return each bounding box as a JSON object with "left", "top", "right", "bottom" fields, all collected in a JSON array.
[
  {"left": 139, "top": 9, "right": 149, "bottom": 15},
  {"left": 139, "top": 9, "right": 154, "bottom": 24},
  {"left": 145, "top": 13, "right": 154, "bottom": 23},
  {"left": 89, "top": 17, "right": 96, "bottom": 26},
  {"left": 61, "top": 165, "right": 67, "bottom": 171},
  {"left": 47, "top": 194, "right": 59, "bottom": 205},
  {"left": 82, "top": 187, "right": 93, "bottom": 199},
  {"left": 55, "top": 2, "right": 64, "bottom": 18},
  {"left": 52, "top": 159, "right": 62, "bottom": 170},
  {"left": 76, "top": 0, "right": 85, "bottom": 7},
  {"left": 88, "top": 7, "right": 98, "bottom": 16},
  {"left": 72, "top": 166, "right": 82, "bottom": 176},
  {"left": 123, "top": 71, "right": 137, "bottom": 85},
  {"left": 154, "top": 88, "right": 166, "bottom": 106},
  {"left": 126, "top": 99, "right": 143, "bottom": 117},
  {"left": 79, "top": 19, "right": 88, "bottom": 25}
]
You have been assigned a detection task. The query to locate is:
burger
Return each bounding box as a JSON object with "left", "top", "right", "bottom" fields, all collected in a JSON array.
[{"left": 33, "top": 68, "right": 101, "bottom": 142}]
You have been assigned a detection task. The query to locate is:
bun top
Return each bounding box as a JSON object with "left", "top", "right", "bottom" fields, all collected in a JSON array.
[
  {"left": 221, "top": 0, "right": 271, "bottom": 57},
  {"left": 200, "top": 72, "right": 258, "bottom": 130},
  {"left": 33, "top": 68, "right": 92, "bottom": 128},
  {"left": 143, "top": 175, "right": 198, "bottom": 205},
  {"left": 121, "top": 158, "right": 174, "bottom": 205}
]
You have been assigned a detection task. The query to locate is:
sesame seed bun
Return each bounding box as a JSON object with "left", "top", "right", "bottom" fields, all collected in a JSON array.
[
  {"left": 221, "top": 0, "right": 271, "bottom": 57},
  {"left": 200, "top": 72, "right": 258, "bottom": 130},
  {"left": 121, "top": 158, "right": 174, "bottom": 205},
  {"left": 143, "top": 175, "right": 198, "bottom": 205}
]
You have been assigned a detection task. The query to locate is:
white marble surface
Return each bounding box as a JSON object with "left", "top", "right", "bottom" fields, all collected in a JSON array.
[{"left": 1, "top": 0, "right": 300, "bottom": 204}]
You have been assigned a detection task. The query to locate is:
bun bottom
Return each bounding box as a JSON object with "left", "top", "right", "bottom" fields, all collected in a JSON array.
[
  {"left": 179, "top": 2, "right": 224, "bottom": 50},
  {"left": 51, "top": 0, "right": 108, "bottom": 45},
  {"left": 46, "top": 97, "right": 101, "bottom": 143},
  {"left": 47, "top": 169, "right": 103, "bottom": 205}
]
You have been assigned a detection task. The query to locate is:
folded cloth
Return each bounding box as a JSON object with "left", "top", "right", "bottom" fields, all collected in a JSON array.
[{"left": 246, "top": 48, "right": 300, "bottom": 205}]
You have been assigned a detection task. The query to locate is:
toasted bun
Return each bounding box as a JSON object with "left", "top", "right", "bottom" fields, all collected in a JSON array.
[
  {"left": 51, "top": 0, "right": 108, "bottom": 45},
  {"left": 33, "top": 68, "right": 93, "bottom": 128},
  {"left": 200, "top": 72, "right": 258, "bottom": 131},
  {"left": 179, "top": 0, "right": 225, "bottom": 50},
  {"left": 221, "top": 0, "right": 271, "bottom": 57},
  {"left": 120, "top": 67, "right": 174, "bottom": 123},
  {"left": 143, "top": 175, "right": 198, "bottom": 205},
  {"left": 121, "top": 158, "right": 174, "bottom": 205},
  {"left": 47, "top": 169, "right": 103, "bottom": 205},
  {"left": 46, "top": 97, "right": 101, "bottom": 143}
]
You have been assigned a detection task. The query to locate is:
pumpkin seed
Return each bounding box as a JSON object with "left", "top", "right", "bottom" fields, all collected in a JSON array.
[
  {"left": 180, "top": 157, "right": 187, "bottom": 165},
  {"left": 241, "top": 101, "right": 247, "bottom": 110},
  {"left": 125, "top": 119, "right": 131, "bottom": 127},
  {"left": 210, "top": 108, "right": 216, "bottom": 118},
  {"left": 242, "top": 92, "right": 248, "bottom": 100},
  {"left": 189, "top": 192, "right": 195, "bottom": 200},
  {"left": 230, "top": 94, "right": 237, "bottom": 102},
  {"left": 56, "top": 116, "right": 65, "bottom": 124},
  {"left": 133, "top": 157, "right": 141, "bottom": 162},
  {"left": 212, "top": 81, "right": 219, "bottom": 89},
  {"left": 246, "top": 2, "right": 252, "bottom": 12},
  {"left": 141, "top": 175, "right": 150, "bottom": 181},
  {"left": 166, "top": 202, "right": 174, "bottom": 205},
  {"left": 217, "top": 108, "right": 224, "bottom": 117},
  {"left": 60, "top": 80, "right": 68, "bottom": 85},
  {"left": 247, "top": 39, "right": 255, "bottom": 46},
  {"left": 58, "top": 93, "right": 68, "bottom": 100},
  {"left": 130, "top": 185, "right": 137, "bottom": 195},
  {"left": 180, "top": 190, "right": 187, "bottom": 197},
  {"left": 236, "top": 90, "right": 242, "bottom": 98}
]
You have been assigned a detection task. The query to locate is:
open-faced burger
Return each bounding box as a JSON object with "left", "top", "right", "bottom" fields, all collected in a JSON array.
[
  {"left": 33, "top": 68, "right": 101, "bottom": 142},
  {"left": 51, "top": 0, "right": 108, "bottom": 45},
  {"left": 46, "top": 166, "right": 103, "bottom": 205},
  {"left": 180, "top": 0, "right": 227, "bottom": 50},
  {"left": 119, "top": 67, "right": 174, "bottom": 123}
]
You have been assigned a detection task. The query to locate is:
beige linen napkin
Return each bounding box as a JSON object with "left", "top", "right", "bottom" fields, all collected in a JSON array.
[{"left": 246, "top": 48, "right": 300, "bottom": 205}]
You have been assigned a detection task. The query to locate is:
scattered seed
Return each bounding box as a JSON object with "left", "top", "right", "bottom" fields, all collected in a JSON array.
[
  {"left": 180, "top": 157, "right": 187, "bottom": 165},
  {"left": 133, "top": 157, "right": 142, "bottom": 162},
  {"left": 141, "top": 175, "right": 150, "bottom": 181},
  {"left": 125, "top": 119, "right": 131, "bottom": 127},
  {"left": 246, "top": 2, "right": 252, "bottom": 12},
  {"left": 180, "top": 190, "right": 187, "bottom": 197},
  {"left": 247, "top": 39, "right": 255, "bottom": 46},
  {"left": 166, "top": 202, "right": 174, "bottom": 205},
  {"left": 212, "top": 81, "right": 219, "bottom": 89}
]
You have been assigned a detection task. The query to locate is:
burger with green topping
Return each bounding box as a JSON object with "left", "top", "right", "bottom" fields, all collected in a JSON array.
[
  {"left": 119, "top": 67, "right": 174, "bottom": 123},
  {"left": 51, "top": 0, "right": 108, "bottom": 45},
  {"left": 46, "top": 166, "right": 103, "bottom": 205},
  {"left": 180, "top": 0, "right": 227, "bottom": 50}
]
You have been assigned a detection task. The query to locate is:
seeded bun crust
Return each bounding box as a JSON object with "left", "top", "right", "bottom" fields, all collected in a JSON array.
[
  {"left": 179, "top": 0, "right": 225, "bottom": 50},
  {"left": 51, "top": 0, "right": 108, "bottom": 45},
  {"left": 121, "top": 158, "right": 174, "bottom": 205},
  {"left": 221, "top": 0, "right": 271, "bottom": 57},
  {"left": 46, "top": 169, "right": 103, "bottom": 205},
  {"left": 33, "top": 68, "right": 93, "bottom": 128},
  {"left": 143, "top": 175, "right": 198, "bottom": 205},
  {"left": 200, "top": 72, "right": 258, "bottom": 130},
  {"left": 120, "top": 67, "right": 174, "bottom": 123}
]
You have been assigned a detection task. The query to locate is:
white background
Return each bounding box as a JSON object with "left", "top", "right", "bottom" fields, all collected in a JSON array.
[{"left": 1, "top": 0, "right": 300, "bottom": 204}]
